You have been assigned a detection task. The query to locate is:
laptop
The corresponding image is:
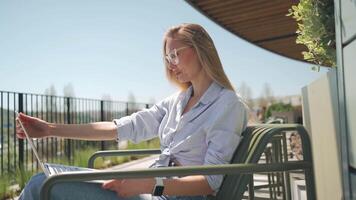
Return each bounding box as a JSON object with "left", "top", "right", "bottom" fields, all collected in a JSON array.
[{"left": 15, "top": 112, "right": 97, "bottom": 178}]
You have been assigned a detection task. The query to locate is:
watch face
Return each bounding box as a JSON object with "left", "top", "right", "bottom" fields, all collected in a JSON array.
[{"left": 153, "top": 186, "right": 164, "bottom": 196}]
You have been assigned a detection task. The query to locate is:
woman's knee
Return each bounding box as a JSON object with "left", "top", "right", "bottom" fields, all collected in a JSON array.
[
  {"left": 20, "top": 172, "right": 46, "bottom": 200},
  {"left": 26, "top": 173, "right": 46, "bottom": 190}
]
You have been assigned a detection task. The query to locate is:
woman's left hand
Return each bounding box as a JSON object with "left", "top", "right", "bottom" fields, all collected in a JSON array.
[{"left": 102, "top": 178, "right": 154, "bottom": 198}]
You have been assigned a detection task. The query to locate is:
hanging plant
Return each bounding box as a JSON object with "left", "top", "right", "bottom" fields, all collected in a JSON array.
[{"left": 287, "top": 0, "right": 336, "bottom": 67}]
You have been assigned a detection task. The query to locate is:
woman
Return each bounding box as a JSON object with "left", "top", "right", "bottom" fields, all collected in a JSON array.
[{"left": 17, "top": 23, "right": 248, "bottom": 200}]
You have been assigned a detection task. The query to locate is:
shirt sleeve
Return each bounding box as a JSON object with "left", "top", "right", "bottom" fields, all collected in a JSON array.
[
  {"left": 113, "top": 98, "right": 169, "bottom": 144},
  {"left": 203, "top": 98, "right": 248, "bottom": 192}
]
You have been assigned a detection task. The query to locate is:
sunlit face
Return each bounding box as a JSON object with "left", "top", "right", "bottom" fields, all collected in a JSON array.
[{"left": 165, "top": 37, "right": 203, "bottom": 83}]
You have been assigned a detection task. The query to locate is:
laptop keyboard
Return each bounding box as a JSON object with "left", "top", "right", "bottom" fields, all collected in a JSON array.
[
  {"left": 44, "top": 163, "right": 106, "bottom": 183},
  {"left": 45, "top": 163, "right": 92, "bottom": 175}
]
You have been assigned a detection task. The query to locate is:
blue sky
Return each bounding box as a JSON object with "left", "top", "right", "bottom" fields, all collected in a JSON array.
[{"left": 0, "top": 0, "right": 328, "bottom": 103}]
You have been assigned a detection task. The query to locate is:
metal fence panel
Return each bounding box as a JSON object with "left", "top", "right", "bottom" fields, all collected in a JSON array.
[{"left": 0, "top": 91, "right": 151, "bottom": 174}]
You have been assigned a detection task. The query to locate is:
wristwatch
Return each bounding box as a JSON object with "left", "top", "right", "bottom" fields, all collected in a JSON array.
[{"left": 152, "top": 177, "right": 165, "bottom": 196}]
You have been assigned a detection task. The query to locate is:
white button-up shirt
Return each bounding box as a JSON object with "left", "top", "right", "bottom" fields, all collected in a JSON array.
[{"left": 114, "top": 82, "right": 248, "bottom": 192}]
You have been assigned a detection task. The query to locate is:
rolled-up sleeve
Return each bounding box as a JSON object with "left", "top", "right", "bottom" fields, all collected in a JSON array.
[
  {"left": 204, "top": 99, "right": 248, "bottom": 192},
  {"left": 113, "top": 99, "right": 168, "bottom": 144}
]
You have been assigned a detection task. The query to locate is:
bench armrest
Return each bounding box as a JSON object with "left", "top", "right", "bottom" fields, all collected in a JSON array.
[
  {"left": 88, "top": 149, "right": 161, "bottom": 168},
  {"left": 41, "top": 161, "right": 311, "bottom": 200}
]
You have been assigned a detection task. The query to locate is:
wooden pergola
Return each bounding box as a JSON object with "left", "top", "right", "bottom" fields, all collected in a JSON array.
[{"left": 185, "top": 0, "right": 309, "bottom": 64}]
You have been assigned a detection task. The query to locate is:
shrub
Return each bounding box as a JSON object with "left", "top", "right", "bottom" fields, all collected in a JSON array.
[
  {"left": 287, "top": 0, "right": 336, "bottom": 67},
  {"left": 265, "top": 103, "right": 294, "bottom": 119},
  {"left": 0, "top": 175, "right": 10, "bottom": 200},
  {"left": 16, "top": 167, "right": 35, "bottom": 190},
  {"left": 0, "top": 167, "right": 36, "bottom": 199}
]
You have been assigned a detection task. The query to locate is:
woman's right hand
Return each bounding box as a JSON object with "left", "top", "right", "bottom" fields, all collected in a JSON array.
[{"left": 16, "top": 113, "right": 51, "bottom": 139}]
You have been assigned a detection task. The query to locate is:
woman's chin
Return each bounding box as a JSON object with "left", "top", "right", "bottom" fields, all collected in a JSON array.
[
  {"left": 175, "top": 74, "right": 191, "bottom": 83},
  {"left": 176, "top": 78, "right": 189, "bottom": 83}
]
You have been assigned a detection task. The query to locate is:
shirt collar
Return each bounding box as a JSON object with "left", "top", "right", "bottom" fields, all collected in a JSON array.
[
  {"left": 198, "top": 81, "right": 223, "bottom": 105},
  {"left": 185, "top": 81, "right": 223, "bottom": 106}
]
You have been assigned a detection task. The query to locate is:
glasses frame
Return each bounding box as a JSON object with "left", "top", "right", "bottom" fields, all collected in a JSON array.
[{"left": 165, "top": 46, "right": 189, "bottom": 65}]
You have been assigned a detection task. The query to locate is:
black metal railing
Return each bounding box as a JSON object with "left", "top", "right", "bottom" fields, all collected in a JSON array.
[{"left": 0, "top": 90, "right": 151, "bottom": 174}]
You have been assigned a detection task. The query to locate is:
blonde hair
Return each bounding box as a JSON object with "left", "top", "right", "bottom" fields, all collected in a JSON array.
[{"left": 163, "top": 23, "right": 235, "bottom": 91}]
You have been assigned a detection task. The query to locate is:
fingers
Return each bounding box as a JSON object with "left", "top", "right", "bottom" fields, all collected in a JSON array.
[
  {"left": 102, "top": 179, "right": 117, "bottom": 190},
  {"left": 102, "top": 179, "right": 137, "bottom": 198},
  {"left": 16, "top": 126, "right": 25, "bottom": 138},
  {"left": 16, "top": 113, "right": 28, "bottom": 127},
  {"left": 102, "top": 179, "right": 124, "bottom": 192},
  {"left": 16, "top": 117, "right": 26, "bottom": 139},
  {"left": 18, "top": 112, "right": 36, "bottom": 124},
  {"left": 102, "top": 180, "right": 112, "bottom": 189},
  {"left": 16, "top": 132, "right": 26, "bottom": 139}
]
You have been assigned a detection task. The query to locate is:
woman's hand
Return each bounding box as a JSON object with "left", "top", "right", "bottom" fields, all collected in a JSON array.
[
  {"left": 102, "top": 178, "right": 154, "bottom": 198},
  {"left": 16, "top": 113, "right": 51, "bottom": 139}
]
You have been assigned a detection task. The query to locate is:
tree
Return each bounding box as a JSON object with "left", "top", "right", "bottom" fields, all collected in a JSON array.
[
  {"left": 238, "top": 82, "right": 253, "bottom": 107},
  {"left": 258, "top": 83, "right": 275, "bottom": 108},
  {"left": 63, "top": 83, "right": 75, "bottom": 97},
  {"left": 101, "top": 94, "right": 112, "bottom": 101},
  {"left": 62, "top": 84, "right": 76, "bottom": 122},
  {"left": 148, "top": 97, "right": 156, "bottom": 105},
  {"left": 101, "top": 94, "right": 113, "bottom": 119},
  {"left": 127, "top": 92, "right": 137, "bottom": 113},
  {"left": 44, "top": 84, "right": 57, "bottom": 120},
  {"left": 44, "top": 84, "right": 57, "bottom": 96}
]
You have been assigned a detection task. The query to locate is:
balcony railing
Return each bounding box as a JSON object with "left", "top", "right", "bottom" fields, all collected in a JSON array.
[{"left": 0, "top": 90, "right": 151, "bottom": 174}]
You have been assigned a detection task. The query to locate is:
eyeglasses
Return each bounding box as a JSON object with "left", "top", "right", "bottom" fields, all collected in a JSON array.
[{"left": 165, "top": 46, "right": 189, "bottom": 65}]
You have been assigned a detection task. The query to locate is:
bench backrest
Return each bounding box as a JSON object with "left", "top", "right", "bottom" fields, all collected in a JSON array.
[{"left": 213, "top": 124, "right": 314, "bottom": 200}]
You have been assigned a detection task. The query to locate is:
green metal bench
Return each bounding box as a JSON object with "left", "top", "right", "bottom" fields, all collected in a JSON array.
[{"left": 40, "top": 124, "right": 316, "bottom": 200}]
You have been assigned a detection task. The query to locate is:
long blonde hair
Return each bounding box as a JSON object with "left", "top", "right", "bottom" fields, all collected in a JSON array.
[{"left": 163, "top": 23, "right": 235, "bottom": 91}]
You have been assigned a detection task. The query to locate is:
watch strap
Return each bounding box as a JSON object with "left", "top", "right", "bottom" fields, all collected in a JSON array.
[
  {"left": 155, "top": 177, "right": 164, "bottom": 186},
  {"left": 152, "top": 177, "right": 165, "bottom": 196}
]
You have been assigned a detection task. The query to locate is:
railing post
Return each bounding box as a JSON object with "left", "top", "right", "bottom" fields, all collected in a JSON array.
[
  {"left": 1, "top": 91, "right": 3, "bottom": 174},
  {"left": 66, "top": 97, "right": 72, "bottom": 162},
  {"left": 126, "top": 102, "right": 129, "bottom": 115},
  {"left": 18, "top": 93, "right": 24, "bottom": 170},
  {"left": 100, "top": 100, "right": 105, "bottom": 151}
]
